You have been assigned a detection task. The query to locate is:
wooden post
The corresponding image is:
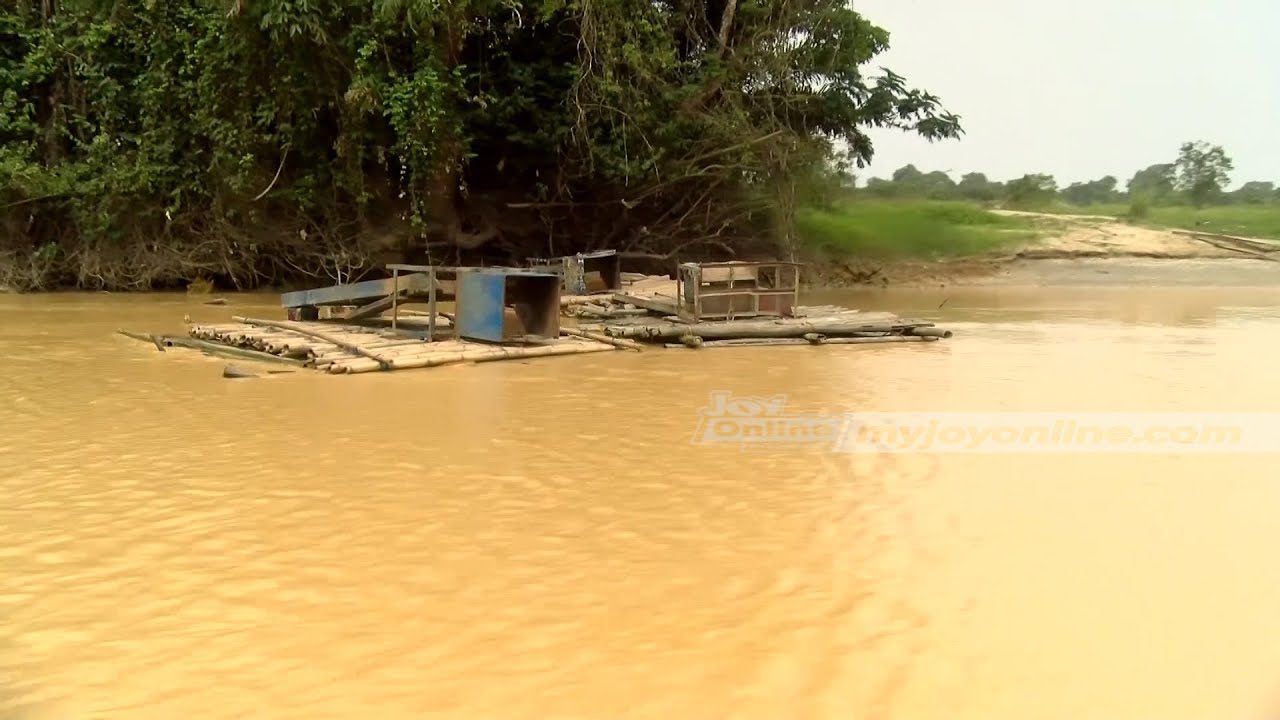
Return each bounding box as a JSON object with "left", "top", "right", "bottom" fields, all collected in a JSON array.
[
  {"left": 391, "top": 267, "right": 400, "bottom": 330},
  {"left": 697, "top": 265, "right": 703, "bottom": 322},
  {"left": 427, "top": 266, "right": 437, "bottom": 342},
  {"left": 726, "top": 264, "right": 735, "bottom": 322}
]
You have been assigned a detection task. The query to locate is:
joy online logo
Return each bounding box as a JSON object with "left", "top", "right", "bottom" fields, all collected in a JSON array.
[{"left": 692, "top": 391, "right": 846, "bottom": 448}]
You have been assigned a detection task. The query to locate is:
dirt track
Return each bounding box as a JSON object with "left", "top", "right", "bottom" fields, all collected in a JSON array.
[{"left": 993, "top": 210, "right": 1280, "bottom": 260}]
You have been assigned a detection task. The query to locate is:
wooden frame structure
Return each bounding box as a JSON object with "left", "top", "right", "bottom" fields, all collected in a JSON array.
[
  {"left": 676, "top": 260, "right": 801, "bottom": 323},
  {"left": 527, "top": 250, "right": 622, "bottom": 295},
  {"left": 453, "top": 267, "right": 561, "bottom": 343},
  {"left": 281, "top": 264, "right": 562, "bottom": 344}
]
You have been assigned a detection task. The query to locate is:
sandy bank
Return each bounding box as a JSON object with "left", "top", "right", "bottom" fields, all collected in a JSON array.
[{"left": 993, "top": 210, "right": 1280, "bottom": 261}]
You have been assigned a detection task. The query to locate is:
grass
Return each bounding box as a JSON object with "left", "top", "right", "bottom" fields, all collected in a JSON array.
[
  {"left": 796, "top": 199, "right": 1043, "bottom": 260},
  {"left": 1042, "top": 203, "right": 1280, "bottom": 240}
]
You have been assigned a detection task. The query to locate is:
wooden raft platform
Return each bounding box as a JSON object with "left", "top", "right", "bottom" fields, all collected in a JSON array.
[
  {"left": 564, "top": 275, "right": 951, "bottom": 349},
  {"left": 188, "top": 318, "right": 620, "bottom": 374},
  {"left": 174, "top": 269, "right": 953, "bottom": 376}
]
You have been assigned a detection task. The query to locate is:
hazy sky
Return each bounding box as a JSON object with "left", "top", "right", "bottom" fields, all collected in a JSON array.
[{"left": 851, "top": 0, "right": 1279, "bottom": 189}]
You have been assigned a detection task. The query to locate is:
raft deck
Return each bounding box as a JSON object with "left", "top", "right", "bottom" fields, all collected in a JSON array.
[{"left": 189, "top": 317, "right": 620, "bottom": 374}]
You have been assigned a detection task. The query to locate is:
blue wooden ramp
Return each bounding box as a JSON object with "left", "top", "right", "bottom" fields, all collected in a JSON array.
[{"left": 280, "top": 273, "right": 436, "bottom": 309}]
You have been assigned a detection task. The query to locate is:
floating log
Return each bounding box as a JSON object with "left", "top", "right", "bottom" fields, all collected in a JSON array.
[
  {"left": 905, "top": 327, "right": 953, "bottom": 338},
  {"left": 233, "top": 315, "right": 390, "bottom": 369},
  {"left": 204, "top": 298, "right": 229, "bottom": 306},
  {"left": 604, "top": 317, "right": 926, "bottom": 341},
  {"left": 665, "top": 336, "right": 941, "bottom": 349},
  {"left": 120, "top": 329, "right": 306, "bottom": 366},
  {"left": 561, "top": 294, "right": 614, "bottom": 306},
  {"left": 560, "top": 327, "right": 643, "bottom": 351},
  {"left": 680, "top": 335, "right": 704, "bottom": 349},
  {"left": 223, "top": 364, "right": 258, "bottom": 379}
]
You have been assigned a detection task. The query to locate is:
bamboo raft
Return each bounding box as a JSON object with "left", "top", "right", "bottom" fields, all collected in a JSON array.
[
  {"left": 124, "top": 270, "right": 952, "bottom": 376},
  {"left": 186, "top": 317, "right": 624, "bottom": 374}
]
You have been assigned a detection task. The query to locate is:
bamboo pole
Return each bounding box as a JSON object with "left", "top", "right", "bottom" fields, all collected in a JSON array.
[
  {"left": 117, "top": 329, "right": 163, "bottom": 349},
  {"left": 310, "top": 341, "right": 471, "bottom": 364},
  {"left": 559, "top": 327, "right": 643, "bottom": 351},
  {"left": 233, "top": 316, "right": 390, "bottom": 369}
]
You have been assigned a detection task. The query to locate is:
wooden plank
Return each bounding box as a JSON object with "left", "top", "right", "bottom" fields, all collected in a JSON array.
[
  {"left": 700, "top": 266, "right": 758, "bottom": 283},
  {"left": 614, "top": 292, "right": 677, "bottom": 316},
  {"left": 347, "top": 291, "right": 406, "bottom": 321},
  {"left": 280, "top": 273, "right": 433, "bottom": 309}
]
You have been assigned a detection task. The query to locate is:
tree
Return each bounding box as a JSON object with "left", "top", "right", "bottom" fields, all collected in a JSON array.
[
  {"left": 862, "top": 177, "right": 899, "bottom": 198},
  {"left": 891, "top": 165, "right": 924, "bottom": 184},
  {"left": 957, "top": 172, "right": 1002, "bottom": 203},
  {"left": 1231, "top": 181, "right": 1275, "bottom": 205},
  {"left": 1004, "top": 174, "right": 1058, "bottom": 208},
  {"left": 0, "top": 0, "right": 963, "bottom": 290},
  {"left": 1061, "top": 176, "right": 1120, "bottom": 206},
  {"left": 862, "top": 164, "right": 957, "bottom": 200},
  {"left": 1174, "top": 141, "right": 1234, "bottom": 208},
  {"left": 1127, "top": 164, "right": 1176, "bottom": 204}
]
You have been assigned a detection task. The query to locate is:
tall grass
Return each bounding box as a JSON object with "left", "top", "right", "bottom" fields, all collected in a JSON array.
[{"left": 797, "top": 200, "right": 1042, "bottom": 260}]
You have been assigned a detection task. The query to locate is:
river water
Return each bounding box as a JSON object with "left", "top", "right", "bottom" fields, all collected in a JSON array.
[{"left": 3, "top": 259, "right": 1280, "bottom": 719}]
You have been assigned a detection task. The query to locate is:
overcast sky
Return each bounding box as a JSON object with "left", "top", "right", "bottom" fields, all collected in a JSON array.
[{"left": 850, "top": 0, "right": 1279, "bottom": 189}]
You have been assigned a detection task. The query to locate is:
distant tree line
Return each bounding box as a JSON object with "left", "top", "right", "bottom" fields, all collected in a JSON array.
[{"left": 859, "top": 142, "right": 1277, "bottom": 211}]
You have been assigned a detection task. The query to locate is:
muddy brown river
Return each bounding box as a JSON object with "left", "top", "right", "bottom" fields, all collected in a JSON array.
[{"left": 3, "top": 259, "right": 1280, "bottom": 719}]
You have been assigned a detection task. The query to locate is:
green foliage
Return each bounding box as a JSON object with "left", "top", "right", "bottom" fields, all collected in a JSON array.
[
  {"left": 1033, "top": 202, "right": 1280, "bottom": 241},
  {"left": 1003, "top": 173, "right": 1058, "bottom": 209},
  {"left": 797, "top": 199, "right": 1039, "bottom": 260},
  {"left": 956, "top": 172, "right": 1002, "bottom": 204},
  {"left": 1231, "top": 181, "right": 1275, "bottom": 205},
  {"left": 1127, "top": 195, "right": 1151, "bottom": 220},
  {"left": 0, "top": 0, "right": 963, "bottom": 289},
  {"left": 1061, "top": 176, "right": 1121, "bottom": 206},
  {"left": 1174, "top": 141, "right": 1234, "bottom": 208},
  {"left": 861, "top": 142, "right": 1274, "bottom": 220},
  {"left": 1137, "top": 204, "right": 1280, "bottom": 240},
  {"left": 1127, "top": 163, "right": 1176, "bottom": 204}
]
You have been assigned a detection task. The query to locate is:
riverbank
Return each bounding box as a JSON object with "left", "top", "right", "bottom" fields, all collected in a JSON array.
[
  {"left": 803, "top": 204, "right": 1280, "bottom": 288},
  {"left": 6, "top": 201, "right": 1278, "bottom": 294}
]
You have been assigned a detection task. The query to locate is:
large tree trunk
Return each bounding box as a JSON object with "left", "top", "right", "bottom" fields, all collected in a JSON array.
[{"left": 424, "top": 12, "right": 499, "bottom": 251}]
